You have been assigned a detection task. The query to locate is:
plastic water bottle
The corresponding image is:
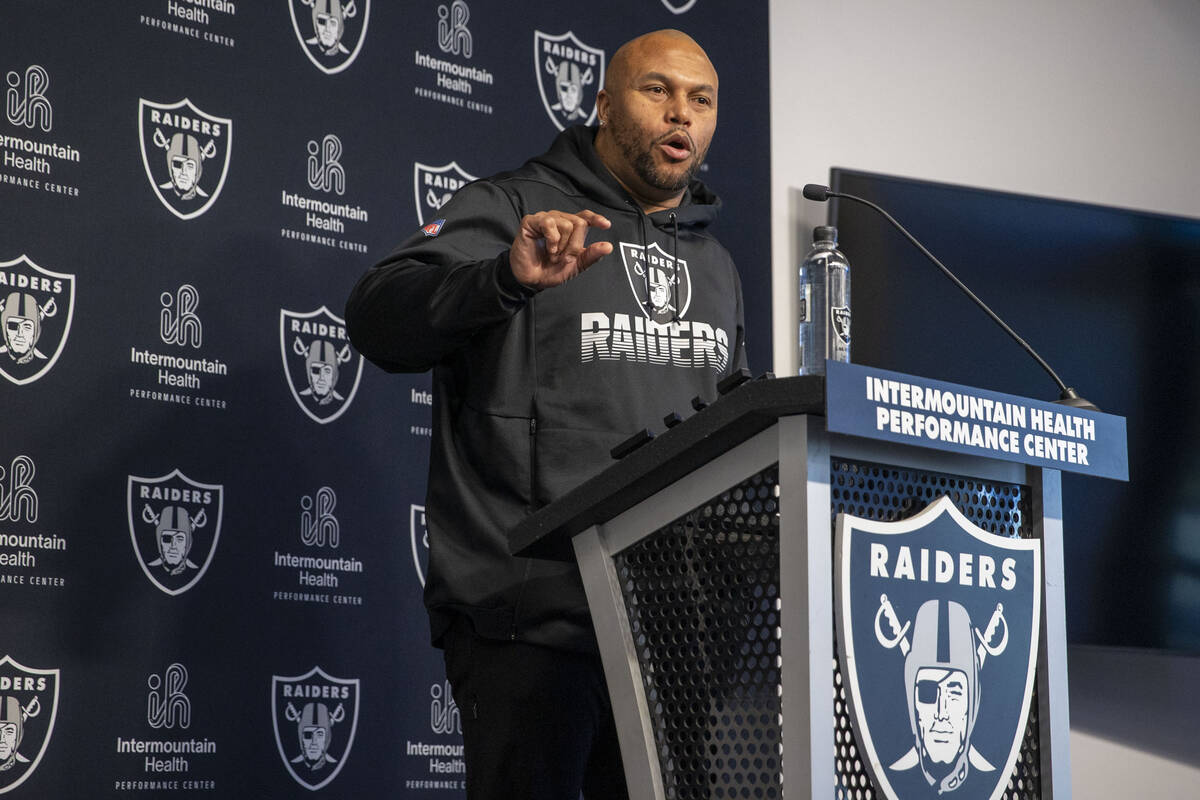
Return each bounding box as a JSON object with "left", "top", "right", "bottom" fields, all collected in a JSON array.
[{"left": 797, "top": 225, "right": 851, "bottom": 375}]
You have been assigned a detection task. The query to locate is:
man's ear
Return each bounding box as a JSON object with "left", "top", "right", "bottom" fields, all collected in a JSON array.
[{"left": 595, "top": 89, "right": 610, "bottom": 126}]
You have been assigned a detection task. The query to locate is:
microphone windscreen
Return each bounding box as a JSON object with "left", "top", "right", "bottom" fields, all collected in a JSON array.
[{"left": 802, "top": 183, "right": 830, "bottom": 202}]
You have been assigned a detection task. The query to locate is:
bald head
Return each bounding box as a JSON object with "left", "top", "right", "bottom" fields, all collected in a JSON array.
[{"left": 604, "top": 30, "right": 717, "bottom": 95}]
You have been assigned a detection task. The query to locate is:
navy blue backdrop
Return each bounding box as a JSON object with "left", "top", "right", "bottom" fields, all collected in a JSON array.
[{"left": 1, "top": 1, "right": 771, "bottom": 796}]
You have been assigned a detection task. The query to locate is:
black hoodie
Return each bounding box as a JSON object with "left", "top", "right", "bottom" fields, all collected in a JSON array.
[{"left": 346, "top": 126, "right": 747, "bottom": 652}]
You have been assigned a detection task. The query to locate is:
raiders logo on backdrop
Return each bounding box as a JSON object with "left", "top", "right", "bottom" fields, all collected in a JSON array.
[
  {"left": 138, "top": 98, "right": 232, "bottom": 220},
  {"left": 0, "top": 255, "right": 75, "bottom": 386},
  {"left": 0, "top": 656, "right": 58, "bottom": 795},
  {"left": 289, "top": 0, "right": 370, "bottom": 75},
  {"left": 619, "top": 242, "right": 691, "bottom": 324},
  {"left": 279, "top": 306, "right": 363, "bottom": 425},
  {"left": 412, "top": 161, "right": 476, "bottom": 225},
  {"left": 272, "top": 666, "right": 359, "bottom": 791},
  {"left": 836, "top": 496, "right": 1041, "bottom": 800},
  {"left": 126, "top": 469, "right": 224, "bottom": 596},
  {"left": 660, "top": 0, "right": 699, "bottom": 13},
  {"left": 533, "top": 31, "right": 604, "bottom": 130},
  {"left": 410, "top": 504, "right": 428, "bottom": 588}
]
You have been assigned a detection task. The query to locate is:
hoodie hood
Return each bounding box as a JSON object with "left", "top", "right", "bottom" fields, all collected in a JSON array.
[{"left": 526, "top": 125, "right": 722, "bottom": 230}]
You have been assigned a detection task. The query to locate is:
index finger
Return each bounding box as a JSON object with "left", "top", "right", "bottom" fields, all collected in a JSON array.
[{"left": 574, "top": 209, "right": 611, "bottom": 229}]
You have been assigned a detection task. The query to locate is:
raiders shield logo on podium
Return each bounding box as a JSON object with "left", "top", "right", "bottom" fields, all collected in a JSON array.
[{"left": 836, "top": 496, "right": 1041, "bottom": 800}]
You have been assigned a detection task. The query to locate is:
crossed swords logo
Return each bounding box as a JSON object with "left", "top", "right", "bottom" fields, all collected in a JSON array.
[{"left": 875, "top": 594, "right": 1009, "bottom": 665}]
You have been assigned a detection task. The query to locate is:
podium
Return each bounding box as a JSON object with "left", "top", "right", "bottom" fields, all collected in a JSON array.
[{"left": 509, "top": 368, "right": 1126, "bottom": 800}]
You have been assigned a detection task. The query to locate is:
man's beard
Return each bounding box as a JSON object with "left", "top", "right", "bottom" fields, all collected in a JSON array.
[{"left": 611, "top": 119, "right": 703, "bottom": 193}]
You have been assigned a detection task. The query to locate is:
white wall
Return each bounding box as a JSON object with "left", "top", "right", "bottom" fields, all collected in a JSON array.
[{"left": 768, "top": 2, "right": 1200, "bottom": 796}]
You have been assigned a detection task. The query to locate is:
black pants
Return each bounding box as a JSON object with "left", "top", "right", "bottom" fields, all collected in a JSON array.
[{"left": 441, "top": 619, "right": 630, "bottom": 800}]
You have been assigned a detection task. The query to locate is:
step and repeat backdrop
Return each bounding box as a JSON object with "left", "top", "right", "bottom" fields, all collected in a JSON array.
[{"left": 1, "top": 1, "right": 770, "bottom": 796}]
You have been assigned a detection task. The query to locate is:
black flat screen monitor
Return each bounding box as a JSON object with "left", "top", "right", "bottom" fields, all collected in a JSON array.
[{"left": 828, "top": 167, "right": 1200, "bottom": 654}]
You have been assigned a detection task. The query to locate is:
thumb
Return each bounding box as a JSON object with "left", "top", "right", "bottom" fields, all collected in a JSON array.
[{"left": 577, "top": 241, "right": 613, "bottom": 271}]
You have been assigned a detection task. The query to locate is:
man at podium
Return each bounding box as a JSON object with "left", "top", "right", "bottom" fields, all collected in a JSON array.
[{"left": 347, "top": 28, "right": 747, "bottom": 799}]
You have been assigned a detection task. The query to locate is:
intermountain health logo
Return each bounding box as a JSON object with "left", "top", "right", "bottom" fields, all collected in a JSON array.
[
  {"left": 413, "top": 161, "right": 475, "bottom": 225},
  {"left": 272, "top": 667, "right": 359, "bottom": 791},
  {"left": 534, "top": 31, "right": 604, "bottom": 130},
  {"left": 139, "top": 98, "right": 232, "bottom": 220},
  {"left": 3, "top": 64, "right": 83, "bottom": 198},
  {"left": 279, "top": 307, "right": 363, "bottom": 424},
  {"left": 835, "top": 496, "right": 1041, "bottom": 800},
  {"left": 127, "top": 469, "right": 224, "bottom": 596},
  {"left": 301, "top": 487, "right": 339, "bottom": 548},
  {"left": 0, "top": 255, "right": 75, "bottom": 386},
  {"left": 0, "top": 655, "right": 59, "bottom": 795},
  {"left": 289, "top": 0, "right": 370, "bottom": 74},
  {"left": 619, "top": 241, "right": 691, "bottom": 324}
]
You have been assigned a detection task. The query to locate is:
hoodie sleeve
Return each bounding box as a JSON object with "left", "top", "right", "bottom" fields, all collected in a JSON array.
[{"left": 344, "top": 179, "right": 535, "bottom": 373}]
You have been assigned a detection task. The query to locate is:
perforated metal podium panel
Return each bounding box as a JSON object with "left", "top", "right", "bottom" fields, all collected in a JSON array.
[
  {"left": 611, "top": 457, "right": 1044, "bottom": 800},
  {"left": 615, "top": 467, "right": 784, "bottom": 800}
]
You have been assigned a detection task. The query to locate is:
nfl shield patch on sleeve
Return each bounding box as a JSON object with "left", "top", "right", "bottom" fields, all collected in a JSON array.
[{"left": 422, "top": 219, "right": 446, "bottom": 237}]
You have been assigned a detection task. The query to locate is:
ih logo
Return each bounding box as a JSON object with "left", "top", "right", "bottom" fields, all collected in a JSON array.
[
  {"left": 429, "top": 681, "right": 460, "bottom": 735},
  {"left": 279, "top": 306, "right": 363, "bottom": 425},
  {"left": 5, "top": 65, "right": 52, "bottom": 132},
  {"left": 410, "top": 504, "right": 428, "bottom": 587},
  {"left": 534, "top": 31, "right": 604, "bottom": 130},
  {"left": 437, "top": 1, "right": 473, "bottom": 58},
  {"left": 139, "top": 98, "right": 232, "bottom": 220},
  {"left": 0, "top": 455, "right": 37, "bottom": 524},
  {"left": 835, "top": 496, "right": 1041, "bottom": 800},
  {"left": 127, "top": 469, "right": 224, "bottom": 596},
  {"left": 272, "top": 666, "right": 359, "bottom": 791},
  {"left": 160, "top": 284, "right": 202, "bottom": 348},
  {"left": 0, "top": 655, "right": 59, "bottom": 795},
  {"left": 413, "top": 161, "right": 476, "bottom": 225},
  {"left": 0, "top": 255, "right": 76, "bottom": 386},
  {"left": 301, "top": 487, "right": 340, "bottom": 548},
  {"left": 619, "top": 242, "right": 691, "bottom": 324},
  {"left": 147, "top": 663, "right": 191, "bottom": 730},
  {"left": 289, "top": 0, "right": 371, "bottom": 75},
  {"left": 307, "top": 134, "right": 345, "bottom": 195}
]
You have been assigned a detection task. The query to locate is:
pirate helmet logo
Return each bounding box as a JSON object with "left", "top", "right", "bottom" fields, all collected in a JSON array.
[
  {"left": 619, "top": 242, "right": 692, "bottom": 324},
  {"left": 279, "top": 306, "right": 363, "bottom": 425},
  {"left": 288, "top": 0, "right": 371, "bottom": 75},
  {"left": 271, "top": 666, "right": 359, "bottom": 791},
  {"left": 138, "top": 98, "right": 232, "bottom": 221},
  {"left": 126, "top": 469, "right": 224, "bottom": 596},
  {"left": 836, "top": 496, "right": 1041, "bottom": 800},
  {"left": 0, "top": 655, "right": 59, "bottom": 795},
  {"left": 412, "top": 161, "right": 476, "bottom": 225},
  {"left": 0, "top": 256, "right": 76, "bottom": 386},
  {"left": 533, "top": 31, "right": 605, "bottom": 131}
]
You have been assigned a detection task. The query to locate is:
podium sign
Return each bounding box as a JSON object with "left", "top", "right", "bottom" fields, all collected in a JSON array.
[{"left": 825, "top": 361, "right": 1128, "bottom": 481}]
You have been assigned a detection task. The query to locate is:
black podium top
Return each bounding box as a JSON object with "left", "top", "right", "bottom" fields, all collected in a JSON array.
[{"left": 509, "top": 375, "right": 825, "bottom": 561}]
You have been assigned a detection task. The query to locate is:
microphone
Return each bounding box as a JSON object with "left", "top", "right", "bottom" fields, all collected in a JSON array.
[{"left": 802, "top": 183, "right": 1099, "bottom": 411}]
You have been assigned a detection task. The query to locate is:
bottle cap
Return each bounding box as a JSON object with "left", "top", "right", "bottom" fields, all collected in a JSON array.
[{"left": 813, "top": 225, "right": 838, "bottom": 244}]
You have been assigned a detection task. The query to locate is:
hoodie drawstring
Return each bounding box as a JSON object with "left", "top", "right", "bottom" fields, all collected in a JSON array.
[{"left": 669, "top": 211, "right": 679, "bottom": 322}]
